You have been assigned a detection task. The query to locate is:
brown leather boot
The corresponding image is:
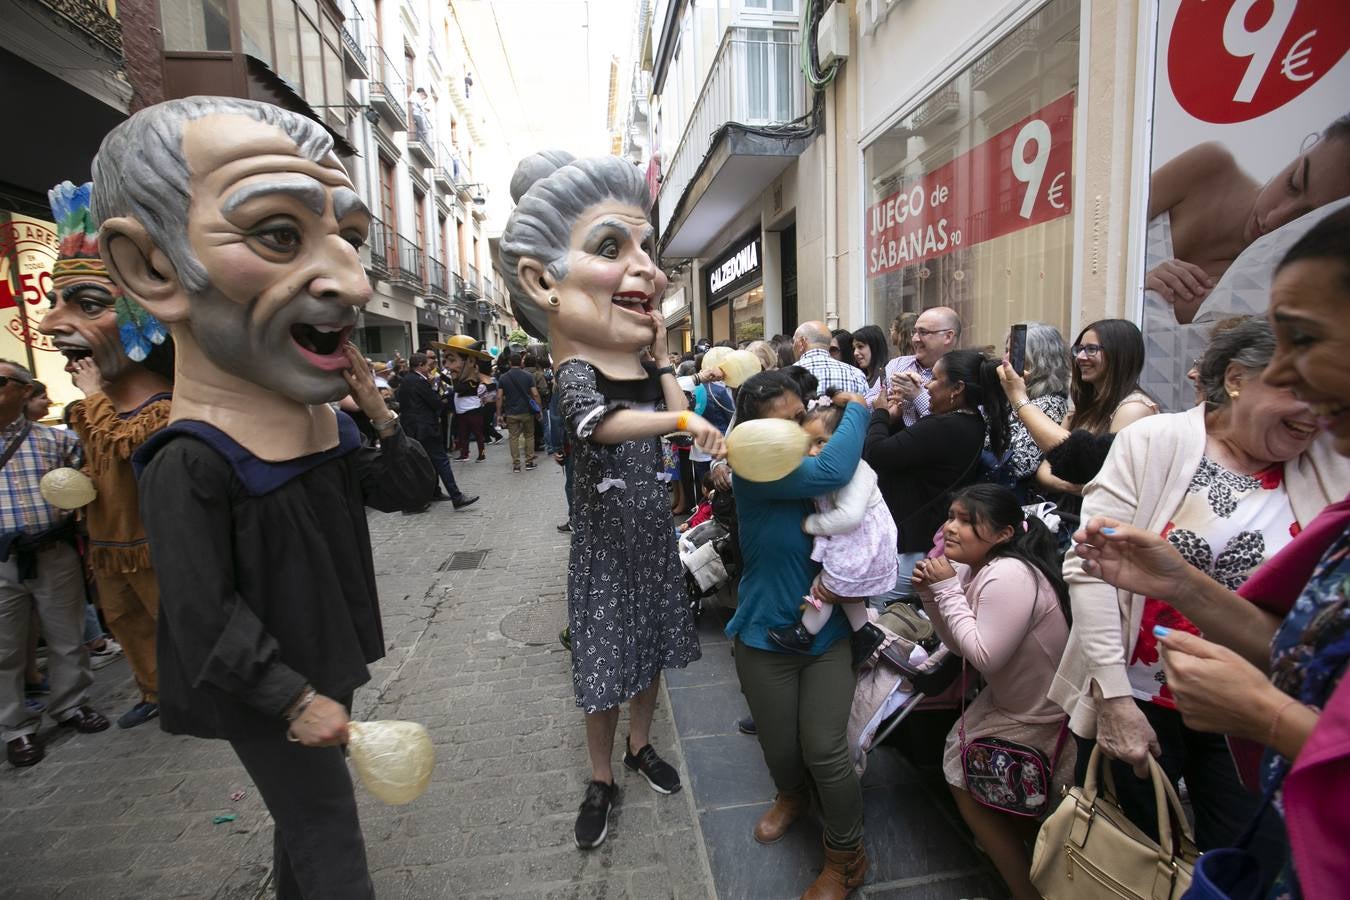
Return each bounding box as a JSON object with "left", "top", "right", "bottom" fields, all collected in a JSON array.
[
  {"left": 753, "top": 791, "right": 808, "bottom": 844},
  {"left": 801, "top": 839, "right": 867, "bottom": 899}
]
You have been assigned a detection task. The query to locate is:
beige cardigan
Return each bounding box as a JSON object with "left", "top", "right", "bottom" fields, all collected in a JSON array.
[{"left": 1049, "top": 404, "right": 1350, "bottom": 737}]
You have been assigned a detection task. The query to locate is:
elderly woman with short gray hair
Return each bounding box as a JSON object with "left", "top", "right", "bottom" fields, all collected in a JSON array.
[{"left": 1048, "top": 315, "right": 1350, "bottom": 873}]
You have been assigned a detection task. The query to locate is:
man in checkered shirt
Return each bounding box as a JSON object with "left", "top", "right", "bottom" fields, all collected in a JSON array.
[
  {"left": 1, "top": 359, "right": 111, "bottom": 767},
  {"left": 790, "top": 321, "right": 869, "bottom": 395}
]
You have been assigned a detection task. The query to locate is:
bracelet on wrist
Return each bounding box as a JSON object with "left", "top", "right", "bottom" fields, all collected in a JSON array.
[
  {"left": 285, "top": 685, "right": 317, "bottom": 722},
  {"left": 676, "top": 411, "right": 691, "bottom": 431},
  {"left": 1268, "top": 696, "right": 1302, "bottom": 748},
  {"left": 656, "top": 365, "right": 676, "bottom": 377},
  {"left": 1013, "top": 398, "right": 1033, "bottom": 413}
]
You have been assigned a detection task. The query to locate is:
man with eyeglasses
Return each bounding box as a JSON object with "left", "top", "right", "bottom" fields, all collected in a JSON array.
[
  {"left": 1, "top": 359, "right": 113, "bottom": 768},
  {"left": 881, "top": 306, "right": 962, "bottom": 425}
]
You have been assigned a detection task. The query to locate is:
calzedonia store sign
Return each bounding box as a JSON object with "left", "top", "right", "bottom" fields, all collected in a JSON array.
[{"left": 706, "top": 231, "right": 762, "bottom": 304}]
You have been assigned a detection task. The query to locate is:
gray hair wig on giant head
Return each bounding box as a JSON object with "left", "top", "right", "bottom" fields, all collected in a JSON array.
[
  {"left": 90, "top": 97, "right": 334, "bottom": 295},
  {"left": 497, "top": 150, "right": 651, "bottom": 338}
]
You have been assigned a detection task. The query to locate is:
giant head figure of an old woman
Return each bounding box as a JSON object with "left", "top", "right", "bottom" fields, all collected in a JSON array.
[{"left": 498, "top": 151, "right": 665, "bottom": 380}]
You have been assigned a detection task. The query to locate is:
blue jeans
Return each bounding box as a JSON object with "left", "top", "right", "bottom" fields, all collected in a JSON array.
[{"left": 868, "top": 551, "right": 927, "bottom": 612}]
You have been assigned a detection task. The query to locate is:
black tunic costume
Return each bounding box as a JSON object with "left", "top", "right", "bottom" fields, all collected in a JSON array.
[
  {"left": 134, "top": 413, "right": 436, "bottom": 738},
  {"left": 557, "top": 359, "right": 700, "bottom": 713}
]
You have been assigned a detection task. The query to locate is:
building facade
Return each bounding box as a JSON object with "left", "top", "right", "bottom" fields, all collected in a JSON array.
[
  {"left": 27, "top": 0, "right": 517, "bottom": 364},
  {"left": 641, "top": 0, "right": 1349, "bottom": 406}
]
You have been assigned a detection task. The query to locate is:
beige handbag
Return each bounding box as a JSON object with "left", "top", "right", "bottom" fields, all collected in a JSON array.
[{"left": 1031, "top": 743, "right": 1198, "bottom": 899}]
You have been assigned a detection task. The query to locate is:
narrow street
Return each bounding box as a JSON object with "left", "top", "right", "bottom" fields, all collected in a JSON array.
[{"left": 0, "top": 451, "right": 995, "bottom": 899}]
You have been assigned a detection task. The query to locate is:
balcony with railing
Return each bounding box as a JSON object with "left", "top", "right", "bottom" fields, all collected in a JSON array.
[
  {"left": 407, "top": 103, "right": 435, "bottom": 167},
  {"left": 656, "top": 27, "right": 808, "bottom": 258},
  {"left": 38, "top": 0, "right": 122, "bottom": 59},
  {"left": 391, "top": 235, "right": 425, "bottom": 292},
  {"left": 336, "top": 0, "right": 369, "bottom": 78},
  {"left": 368, "top": 44, "right": 408, "bottom": 132},
  {"left": 426, "top": 256, "right": 449, "bottom": 302},
  {"left": 456, "top": 266, "right": 482, "bottom": 301},
  {"left": 434, "top": 143, "right": 456, "bottom": 190},
  {"left": 366, "top": 215, "right": 391, "bottom": 277}
]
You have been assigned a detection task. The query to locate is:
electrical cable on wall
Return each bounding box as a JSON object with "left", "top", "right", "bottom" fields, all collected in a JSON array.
[{"left": 800, "top": 0, "right": 841, "bottom": 89}]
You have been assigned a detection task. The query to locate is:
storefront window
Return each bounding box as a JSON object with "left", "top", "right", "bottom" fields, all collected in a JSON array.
[
  {"left": 863, "top": 0, "right": 1080, "bottom": 352},
  {"left": 710, "top": 302, "right": 731, "bottom": 344},
  {"left": 734, "top": 286, "right": 765, "bottom": 343}
]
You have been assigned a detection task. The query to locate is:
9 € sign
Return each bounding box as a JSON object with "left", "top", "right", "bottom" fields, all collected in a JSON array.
[
  {"left": 867, "top": 92, "right": 1074, "bottom": 277},
  {"left": 1169, "top": 0, "right": 1348, "bottom": 124}
]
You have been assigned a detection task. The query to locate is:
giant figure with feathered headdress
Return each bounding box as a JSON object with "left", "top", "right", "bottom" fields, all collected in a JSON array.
[{"left": 38, "top": 180, "right": 174, "bottom": 731}]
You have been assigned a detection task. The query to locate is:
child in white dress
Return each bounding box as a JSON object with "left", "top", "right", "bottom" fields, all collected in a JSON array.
[{"left": 768, "top": 399, "right": 898, "bottom": 654}]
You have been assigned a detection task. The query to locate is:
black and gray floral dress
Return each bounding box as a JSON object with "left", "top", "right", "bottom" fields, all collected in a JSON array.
[{"left": 557, "top": 359, "right": 701, "bottom": 712}]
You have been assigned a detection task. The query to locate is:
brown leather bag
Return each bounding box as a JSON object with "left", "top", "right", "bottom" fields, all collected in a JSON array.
[{"left": 1031, "top": 743, "right": 1197, "bottom": 899}]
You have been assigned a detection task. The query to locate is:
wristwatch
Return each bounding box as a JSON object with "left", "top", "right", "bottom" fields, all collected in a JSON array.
[
  {"left": 656, "top": 365, "right": 676, "bottom": 377},
  {"left": 372, "top": 410, "right": 400, "bottom": 433}
]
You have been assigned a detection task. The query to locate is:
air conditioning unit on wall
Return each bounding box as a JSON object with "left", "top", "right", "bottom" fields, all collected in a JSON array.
[{"left": 817, "top": 1, "right": 851, "bottom": 67}]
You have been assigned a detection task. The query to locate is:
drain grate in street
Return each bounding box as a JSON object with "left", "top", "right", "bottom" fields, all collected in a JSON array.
[
  {"left": 439, "top": 549, "right": 489, "bottom": 572},
  {"left": 500, "top": 602, "right": 568, "bottom": 646}
]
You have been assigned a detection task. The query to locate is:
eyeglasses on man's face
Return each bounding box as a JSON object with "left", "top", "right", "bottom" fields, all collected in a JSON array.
[
  {"left": 912, "top": 327, "right": 954, "bottom": 339},
  {"left": 0, "top": 374, "right": 33, "bottom": 388},
  {"left": 1072, "top": 343, "right": 1104, "bottom": 358}
]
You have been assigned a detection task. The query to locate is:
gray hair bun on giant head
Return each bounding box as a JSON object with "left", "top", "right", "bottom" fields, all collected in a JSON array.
[{"left": 498, "top": 149, "right": 651, "bottom": 339}]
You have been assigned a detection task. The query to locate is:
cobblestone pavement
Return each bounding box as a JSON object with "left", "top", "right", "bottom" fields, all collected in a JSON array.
[{"left": 0, "top": 445, "right": 992, "bottom": 900}]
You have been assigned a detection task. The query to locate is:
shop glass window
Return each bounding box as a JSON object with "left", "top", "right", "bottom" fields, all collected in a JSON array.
[
  {"left": 239, "top": 0, "right": 273, "bottom": 65},
  {"left": 710, "top": 302, "right": 731, "bottom": 344},
  {"left": 863, "top": 0, "right": 1080, "bottom": 352},
  {"left": 161, "top": 0, "right": 231, "bottom": 52},
  {"left": 272, "top": 0, "right": 302, "bottom": 92},
  {"left": 734, "top": 286, "right": 766, "bottom": 342}
]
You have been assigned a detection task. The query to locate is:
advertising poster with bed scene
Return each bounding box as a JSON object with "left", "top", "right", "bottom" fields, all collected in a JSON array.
[{"left": 1141, "top": 0, "right": 1349, "bottom": 412}]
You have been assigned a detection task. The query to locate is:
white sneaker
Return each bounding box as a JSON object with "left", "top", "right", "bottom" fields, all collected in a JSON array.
[{"left": 89, "top": 639, "right": 123, "bottom": 669}]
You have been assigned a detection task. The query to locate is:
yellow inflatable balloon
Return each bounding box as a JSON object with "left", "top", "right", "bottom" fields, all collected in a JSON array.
[
  {"left": 39, "top": 468, "right": 97, "bottom": 509},
  {"left": 726, "top": 418, "right": 811, "bottom": 482},
  {"left": 700, "top": 345, "right": 733, "bottom": 374},
  {"left": 719, "top": 349, "right": 763, "bottom": 388},
  {"left": 347, "top": 720, "right": 436, "bottom": 806}
]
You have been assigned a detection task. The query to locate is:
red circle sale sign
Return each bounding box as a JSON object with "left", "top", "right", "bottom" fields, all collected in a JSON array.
[{"left": 1168, "top": 0, "right": 1349, "bottom": 124}]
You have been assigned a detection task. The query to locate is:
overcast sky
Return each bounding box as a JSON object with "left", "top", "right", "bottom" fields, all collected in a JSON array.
[{"left": 452, "top": 0, "right": 638, "bottom": 221}]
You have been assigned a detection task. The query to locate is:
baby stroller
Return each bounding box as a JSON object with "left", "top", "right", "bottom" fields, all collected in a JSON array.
[
  {"left": 849, "top": 596, "right": 963, "bottom": 774},
  {"left": 678, "top": 518, "right": 739, "bottom": 621}
]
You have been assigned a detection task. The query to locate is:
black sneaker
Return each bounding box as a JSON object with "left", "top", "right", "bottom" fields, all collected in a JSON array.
[
  {"left": 556, "top": 521, "right": 572, "bottom": 533},
  {"left": 574, "top": 780, "right": 617, "bottom": 849},
  {"left": 767, "top": 622, "right": 815, "bottom": 654},
  {"left": 623, "top": 741, "right": 681, "bottom": 795}
]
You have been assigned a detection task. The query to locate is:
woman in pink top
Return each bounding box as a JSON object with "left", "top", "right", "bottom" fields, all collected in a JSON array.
[
  {"left": 912, "top": 483, "right": 1072, "bottom": 900},
  {"left": 1072, "top": 207, "right": 1350, "bottom": 898}
]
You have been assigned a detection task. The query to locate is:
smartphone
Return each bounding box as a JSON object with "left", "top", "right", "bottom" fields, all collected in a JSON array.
[
  {"left": 677, "top": 375, "right": 697, "bottom": 393},
  {"left": 1008, "top": 323, "right": 1028, "bottom": 375}
]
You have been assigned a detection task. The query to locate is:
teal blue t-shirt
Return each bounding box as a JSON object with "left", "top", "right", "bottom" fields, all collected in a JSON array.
[{"left": 725, "top": 402, "right": 868, "bottom": 653}]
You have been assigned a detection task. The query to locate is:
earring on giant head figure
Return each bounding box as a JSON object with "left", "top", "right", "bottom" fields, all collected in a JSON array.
[{"left": 548, "top": 295, "right": 560, "bottom": 308}]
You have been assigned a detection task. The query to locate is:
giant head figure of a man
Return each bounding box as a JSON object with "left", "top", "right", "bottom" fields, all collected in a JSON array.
[{"left": 91, "top": 97, "right": 372, "bottom": 411}]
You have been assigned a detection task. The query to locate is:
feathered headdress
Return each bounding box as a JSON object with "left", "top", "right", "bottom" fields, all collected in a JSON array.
[{"left": 48, "top": 180, "right": 167, "bottom": 361}]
